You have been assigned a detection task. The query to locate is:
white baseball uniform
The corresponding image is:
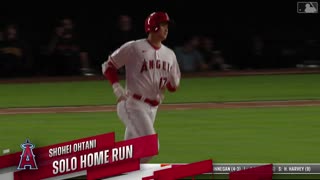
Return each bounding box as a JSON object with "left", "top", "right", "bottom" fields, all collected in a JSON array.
[{"left": 102, "top": 38, "right": 181, "bottom": 141}]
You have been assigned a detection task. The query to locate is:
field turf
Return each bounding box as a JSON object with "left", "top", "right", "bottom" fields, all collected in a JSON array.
[{"left": 1, "top": 73, "right": 320, "bottom": 179}]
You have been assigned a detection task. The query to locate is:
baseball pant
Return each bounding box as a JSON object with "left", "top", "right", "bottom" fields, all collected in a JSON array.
[
  {"left": 117, "top": 97, "right": 159, "bottom": 163},
  {"left": 117, "top": 96, "right": 158, "bottom": 139}
]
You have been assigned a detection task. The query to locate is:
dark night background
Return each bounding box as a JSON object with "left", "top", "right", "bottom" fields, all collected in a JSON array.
[{"left": 0, "top": 0, "right": 319, "bottom": 76}]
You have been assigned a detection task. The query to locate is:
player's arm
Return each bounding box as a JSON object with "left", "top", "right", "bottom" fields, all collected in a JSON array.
[
  {"left": 167, "top": 53, "right": 181, "bottom": 92},
  {"left": 101, "top": 41, "right": 134, "bottom": 100},
  {"left": 102, "top": 58, "right": 119, "bottom": 85},
  {"left": 102, "top": 59, "right": 126, "bottom": 101}
]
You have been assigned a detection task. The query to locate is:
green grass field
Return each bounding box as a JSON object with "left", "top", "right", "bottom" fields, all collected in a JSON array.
[
  {"left": 2, "top": 107, "right": 319, "bottom": 163},
  {"left": 1, "top": 73, "right": 320, "bottom": 179},
  {"left": 0, "top": 74, "right": 319, "bottom": 108}
]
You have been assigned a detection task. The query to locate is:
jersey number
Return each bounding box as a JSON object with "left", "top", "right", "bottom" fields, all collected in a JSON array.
[{"left": 159, "top": 77, "right": 168, "bottom": 90}]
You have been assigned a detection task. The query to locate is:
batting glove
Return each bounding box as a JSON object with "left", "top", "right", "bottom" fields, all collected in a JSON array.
[{"left": 112, "top": 83, "right": 127, "bottom": 101}]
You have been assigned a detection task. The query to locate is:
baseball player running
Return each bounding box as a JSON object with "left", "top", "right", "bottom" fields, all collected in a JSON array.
[{"left": 102, "top": 12, "right": 181, "bottom": 163}]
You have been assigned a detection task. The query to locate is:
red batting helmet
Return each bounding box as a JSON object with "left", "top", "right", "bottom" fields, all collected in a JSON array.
[{"left": 144, "top": 12, "right": 170, "bottom": 33}]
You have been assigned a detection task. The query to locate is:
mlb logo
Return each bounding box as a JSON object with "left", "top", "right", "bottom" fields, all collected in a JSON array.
[{"left": 297, "top": 2, "right": 318, "bottom": 13}]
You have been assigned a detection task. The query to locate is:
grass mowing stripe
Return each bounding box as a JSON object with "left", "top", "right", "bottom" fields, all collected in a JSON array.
[
  {"left": 1, "top": 74, "right": 320, "bottom": 108},
  {"left": 153, "top": 106, "right": 320, "bottom": 163},
  {"left": 0, "top": 112, "right": 125, "bottom": 153}
]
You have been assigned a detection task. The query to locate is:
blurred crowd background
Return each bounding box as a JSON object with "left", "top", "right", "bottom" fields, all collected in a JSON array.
[{"left": 0, "top": 1, "right": 319, "bottom": 78}]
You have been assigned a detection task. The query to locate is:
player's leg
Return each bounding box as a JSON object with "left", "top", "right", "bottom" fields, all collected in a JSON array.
[
  {"left": 126, "top": 99, "right": 159, "bottom": 163},
  {"left": 117, "top": 100, "right": 133, "bottom": 140},
  {"left": 124, "top": 127, "right": 134, "bottom": 140},
  {"left": 149, "top": 106, "right": 160, "bottom": 152},
  {"left": 117, "top": 98, "right": 159, "bottom": 163},
  {"left": 118, "top": 98, "right": 156, "bottom": 138}
]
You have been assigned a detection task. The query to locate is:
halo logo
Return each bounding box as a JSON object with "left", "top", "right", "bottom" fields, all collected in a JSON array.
[{"left": 17, "top": 139, "right": 38, "bottom": 170}]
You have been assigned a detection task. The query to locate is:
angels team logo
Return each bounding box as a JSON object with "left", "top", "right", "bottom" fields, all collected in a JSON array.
[{"left": 17, "top": 139, "right": 38, "bottom": 170}]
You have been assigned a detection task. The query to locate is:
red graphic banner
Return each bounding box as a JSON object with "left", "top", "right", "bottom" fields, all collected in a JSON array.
[
  {"left": 229, "top": 164, "right": 273, "bottom": 180},
  {"left": 0, "top": 132, "right": 158, "bottom": 180}
]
